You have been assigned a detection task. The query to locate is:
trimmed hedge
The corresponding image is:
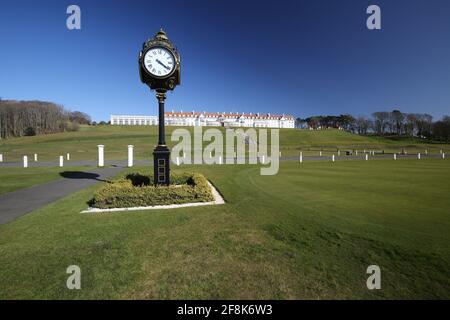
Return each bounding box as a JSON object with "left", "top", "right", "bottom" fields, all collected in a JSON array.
[{"left": 89, "top": 172, "right": 214, "bottom": 209}]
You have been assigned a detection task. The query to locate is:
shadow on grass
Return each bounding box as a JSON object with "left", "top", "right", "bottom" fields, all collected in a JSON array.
[{"left": 59, "top": 171, "right": 107, "bottom": 182}]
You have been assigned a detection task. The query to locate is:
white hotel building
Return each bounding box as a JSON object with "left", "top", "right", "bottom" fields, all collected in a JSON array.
[{"left": 110, "top": 111, "right": 295, "bottom": 128}]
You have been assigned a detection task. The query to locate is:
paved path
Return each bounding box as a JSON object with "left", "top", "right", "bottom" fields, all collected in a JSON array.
[
  {"left": 0, "top": 167, "right": 124, "bottom": 225},
  {"left": 0, "top": 160, "right": 149, "bottom": 168},
  {"left": 0, "top": 154, "right": 444, "bottom": 167}
]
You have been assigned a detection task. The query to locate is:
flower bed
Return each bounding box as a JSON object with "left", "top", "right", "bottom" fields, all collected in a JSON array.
[{"left": 89, "top": 172, "right": 214, "bottom": 209}]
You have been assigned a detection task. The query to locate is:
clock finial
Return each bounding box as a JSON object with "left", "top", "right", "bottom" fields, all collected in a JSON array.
[{"left": 156, "top": 27, "right": 168, "bottom": 41}]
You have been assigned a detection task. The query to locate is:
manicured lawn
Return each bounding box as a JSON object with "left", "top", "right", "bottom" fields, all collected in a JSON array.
[
  {"left": 0, "top": 125, "right": 448, "bottom": 162},
  {"left": 0, "top": 166, "right": 94, "bottom": 195},
  {"left": 0, "top": 158, "right": 449, "bottom": 299}
]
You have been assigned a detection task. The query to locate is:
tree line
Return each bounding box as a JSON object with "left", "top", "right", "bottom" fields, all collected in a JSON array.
[
  {"left": 0, "top": 99, "right": 91, "bottom": 139},
  {"left": 296, "top": 110, "right": 450, "bottom": 142}
]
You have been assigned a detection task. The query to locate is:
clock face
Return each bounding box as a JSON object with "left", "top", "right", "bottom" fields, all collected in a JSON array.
[{"left": 143, "top": 47, "right": 175, "bottom": 77}]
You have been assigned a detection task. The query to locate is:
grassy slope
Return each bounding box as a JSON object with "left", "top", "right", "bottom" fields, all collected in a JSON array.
[
  {"left": 0, "top": 159, "right": 449, "bottom": 299},
  {"left": 0, "top": 125, "right": 448, "bottom": 162}
]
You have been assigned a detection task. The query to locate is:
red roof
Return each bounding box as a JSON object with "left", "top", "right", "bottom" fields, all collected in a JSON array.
[{"left": 164, "top": 111, "right": 294, "bottom": 120}]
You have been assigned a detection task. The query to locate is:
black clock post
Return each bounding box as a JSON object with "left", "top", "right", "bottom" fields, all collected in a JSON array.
[
  {"left": 153, "top": 90, "right": 170, "bottom": 185},
  {"left": 139, "top": 29, "right": 181, "bottom": 185}
]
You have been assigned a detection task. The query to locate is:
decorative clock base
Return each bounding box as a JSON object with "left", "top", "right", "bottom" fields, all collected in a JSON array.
[{"left": 153, "top": 145, "right": 170, "bottom": 185}]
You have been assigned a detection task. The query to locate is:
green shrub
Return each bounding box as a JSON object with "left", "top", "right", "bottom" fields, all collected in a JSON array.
[{"left": 90, "top": 172, "right": 215, "bottom": 209}]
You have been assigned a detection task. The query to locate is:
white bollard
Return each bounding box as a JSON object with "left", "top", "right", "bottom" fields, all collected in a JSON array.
[
  {"left": 261, "top": 155, "right": 265, "bottom": 164},
  {"left": 443, "top": 153, "right": 446, "bottom": 159},
  {"left": 365, "top": 154, "right": 368, "bottom": 161},
  {"left": 97, "top": 145, "right": 104, "bottom": 167},
  {"left": 34, "top": 153, "right": 38, "bottom": 162},
  {"left": 332, "top": 154, "right": 335, "bottom": 162},
  {"left": 0, "top": 154, "right": 3, "bottom": 162},
  {"left": 59, "top": 156, "right": 64, "bottom": 167},
  {"left": 23, "top": 156, "right": 28, "bottom": 168},
  {"left": 299, "top": 152, "right": 303, "bottom": 163},
  {"left": 338, "top": 150, "right": 340, "bottom": 156},
  {"left": 364, "top": 149, "right": 366, "bottom": 154},
  {"left": 176, "top": 156, "right": 180, "bottom": 166},
  {"left": 219, "top": 155, "right": 223, "bottom": 164},
  {"left": 319, "top": 151, "right": 322, "bottom": 157},
  {"left": 394, "top": 153, "right": 397, "bottom": 160},
  {"left": 127, "top": 145, "right": 134, "bottom": 167},
  {"left": 418, "top": 153, "right": 421, "bottom": 160},
  {"left": 355, "top": 150, "right": 358, "bottom": 156},
  {"left": 66, "top": 153, "right": 70, "bottom": 161}
]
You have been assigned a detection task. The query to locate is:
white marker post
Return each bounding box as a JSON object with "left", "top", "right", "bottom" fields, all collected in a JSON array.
[
  {"left": 59, "top": 156, "right": 64, "bottom": 167},
  {"left": 34, "top": 153, "right": 37, "bottom": 162},
  {"left": 443, "top": 153, "right": 446, "bottom": 159},
  {"left": 319, "top": 151, "right": 322, "bottom": 157},
  {"left": 365, "top": 154, "right": 369, "bottom": 161},
  {"left": 261, "top": 155, "right": 265, "bottom": 164},
  {"left": 394, "top": 153, "right": 397, "bottom": 160},
  {"left": 338, "top": 150, "right": 340, "bottom": 156},
  {"left": 299, "top": 152, "right": 303, "bottom": 163},
  {"left": 97, "top": 145, "right": 104, "bottom": 167},
  {"left": 219, "top": 155, "right": 223, "bottom": 165},
  {"left": 127, "top": 145, "right": 134, "bottom": 167},
  {"left": 332, "top": 154, "right": 335, "bottom": 162},
  {"left": 355, "top": 150, "right": 358, "bottom": 156},
  {"left": 66, "top": 153, "right": 70, "bottom": 161},
  {"left": 23, "top": 156, "right": 28, "bottom": 168},
  {"left": 0, "top": 154, "right": 3, "bottom": 162},
  {"left": 418, "top": 153, "right": 421, "bottom": 160}
]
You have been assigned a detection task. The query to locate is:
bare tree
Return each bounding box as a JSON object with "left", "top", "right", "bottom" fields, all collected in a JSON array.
[
  {"left": 390, "top": 110, "right": 405, "bottom": 135},
  {"left": 0, "top": 100, "right": 89, "bottom": 139},
  {"left": 356, "top": 116, "right": 371, "bottom": 135},
  {"left": 372, "top": 111, "right": 390, "bottom": 135}
]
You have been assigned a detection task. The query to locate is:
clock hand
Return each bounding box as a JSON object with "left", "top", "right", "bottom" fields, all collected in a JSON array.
[{"left": 156, "top": 59, "right": 170, "bottom": 70}]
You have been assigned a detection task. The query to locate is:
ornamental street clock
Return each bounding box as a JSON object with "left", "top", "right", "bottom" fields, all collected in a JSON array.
[{"left": 139, "top": 28, "right": 181, "bottom": 185}]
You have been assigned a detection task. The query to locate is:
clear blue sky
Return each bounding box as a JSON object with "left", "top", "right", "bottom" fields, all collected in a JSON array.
[{"left": 1, "top": 0, "right": 449, "bottom": 121}]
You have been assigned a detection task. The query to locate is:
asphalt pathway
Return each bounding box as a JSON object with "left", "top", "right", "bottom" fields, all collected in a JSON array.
[
  {"left": 0, "top": 166, "right": 124, "bottom": 225},
  {"left": 0, "top": 153, "right": 445, "bottom": 167}
]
